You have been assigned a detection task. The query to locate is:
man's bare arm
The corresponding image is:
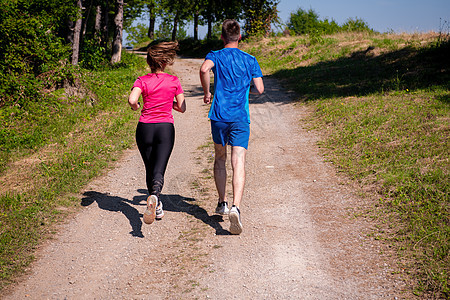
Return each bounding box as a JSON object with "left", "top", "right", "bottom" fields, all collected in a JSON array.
[
  {"left": 250, "top": 77, "right": 264, "bottom": 95},
  {"left": 199, "top": 59, "right": 215, "bottom": 104}
]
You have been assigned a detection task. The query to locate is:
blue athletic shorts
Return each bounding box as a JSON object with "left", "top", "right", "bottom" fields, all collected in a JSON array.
[{"left": 211, "top": 120, "right": 250, "bottom": 149}]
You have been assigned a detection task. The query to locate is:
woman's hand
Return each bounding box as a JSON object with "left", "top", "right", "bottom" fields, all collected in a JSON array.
[{"left": 173, "top": 93, "right": 186, "bottom": 113}]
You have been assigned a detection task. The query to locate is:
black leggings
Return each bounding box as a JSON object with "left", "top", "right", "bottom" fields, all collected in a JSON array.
[{"left": 136, "top": 122, "right": 175, "bottom": 197}]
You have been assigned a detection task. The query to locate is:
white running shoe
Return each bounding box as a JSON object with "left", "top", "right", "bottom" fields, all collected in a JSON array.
[
  {"left": 229, "top": 206, "right": 243, "bottom": 235},
  {"left": 215, "top": 201, "right": 230, "bottom": 215},
  {"left": 156, "top": 200, "right": 164, "bottom": 220},
  {"left": 143, "top": 195, "right": 157, "bottom": 224}
]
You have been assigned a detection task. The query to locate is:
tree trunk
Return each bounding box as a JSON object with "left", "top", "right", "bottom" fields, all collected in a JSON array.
[
  {"left": 95, "top": 5, "right": 101, "bottom": 33},
  {"left": 82, "top": 0, "right": 94, "bottom": 36},
  {"left": 67, "top": 19, "right": 74, "bottom": 45},
  {"left": 71, "top": 0, "right": 82, "bottom": 65},
  {"left": 147, "top": 3, "right": 155, "bottom": 39},
  {"left": 194, "top": 10, "right": 199, "bottom": 41},
  {"left": 207, "top": 15, "right": 212, "bottom": 39},
  {"left": 171, "top": 11, "right": 179, "bottom": 41},
  {"left": 101, "top": 2, "right": 109, "bottom": 51},
  {"left": 206, "top": 1, "right": 212, "bottom": 39},
  {"left": 111, "top": 0, "right": 124, "bottom": 64}
]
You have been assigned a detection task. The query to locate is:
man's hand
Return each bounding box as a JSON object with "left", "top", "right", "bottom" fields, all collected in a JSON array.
[{"left": 204, "top": 92, "right": 212, "bottom": 104}]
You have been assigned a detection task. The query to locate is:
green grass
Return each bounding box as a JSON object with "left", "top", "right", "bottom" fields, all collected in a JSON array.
[
  {"left": 242, "top": 32, "right": 449, "bottom": 298},
  {"left": 310, "top": 90, "right": 449, "bottom": 296},
  {"left": 0, "top": 51, "right": 147, "bottom": 289}
]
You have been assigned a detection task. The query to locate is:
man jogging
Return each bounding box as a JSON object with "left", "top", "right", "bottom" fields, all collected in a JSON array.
[{"left": 199, "top": 19, "right": 264, "bottom": 235}]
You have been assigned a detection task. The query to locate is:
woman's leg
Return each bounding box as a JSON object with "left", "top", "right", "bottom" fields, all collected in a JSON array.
[
  {"left": 149, "top": 123, "right": 175, "bottom": 197},
  {"left": 136, "top": 122, "right": 175, "bottom": 197},
  {"left": 136, "top": 122, "right": 155, "bottom": 195}
]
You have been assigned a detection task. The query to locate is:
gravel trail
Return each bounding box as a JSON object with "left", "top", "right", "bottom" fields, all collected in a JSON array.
[{"left": 2, "top": 58, "right": 406, "bottom": 299}]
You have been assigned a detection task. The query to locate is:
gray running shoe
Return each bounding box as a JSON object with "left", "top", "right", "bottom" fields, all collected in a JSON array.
[
  {"left": 215, "top": 201, "right": 229, "bottom": 215},
  {"left": 156, "top": 200, "right": 164, "bottom": 220},
  {"left": 229, "top": 206, "right": 243, "bottom": 235},
  {"left": 143, "top": 195, "right": 157, "bottom": 224}
]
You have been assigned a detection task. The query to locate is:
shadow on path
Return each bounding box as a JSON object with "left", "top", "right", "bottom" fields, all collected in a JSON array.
[
  {"left": 156, "top": 192, "right": 229, "bottom": 235},
  {"left": 81, "top": 190, "right": 229, "bottom": 237},
  {"left": 81, "top": 191, "right": 144, "bottom": 238}
]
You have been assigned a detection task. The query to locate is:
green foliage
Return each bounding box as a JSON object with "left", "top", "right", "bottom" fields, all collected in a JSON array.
[
  {"left": 207, "top": 22, "right": 222, "bottom": 40},
  {"left": 155, "top": 18, "right": 174, "bottom": 40},
  {"left": 319, "top": 18, "right": 341, "bottom": 35},
  {"left": 80, "top": 38, "right": 108, "bottom": 70},
  {"left": 120, "top": 50, "right": 148, "bottom": 69},
  {"left": 0, "top": 0, "right": 76, "bottom": 106},
  {"left": 154, "top": 17, "right": 187, "bottom": 40},
  {"left": 288, "top": 7, "right": 374, "bottom": 36},
  {"left": 287, "top": 7, "right": 322, "bottom": 35},
  {"left": 126, "top": 22, "right": 152, "bottom": 47},
  {"left": 243, "top": 0, "right": 280, "bottom": 37},
  {"left": 341, "top": 17, "right": 373, "bottom": 33}
]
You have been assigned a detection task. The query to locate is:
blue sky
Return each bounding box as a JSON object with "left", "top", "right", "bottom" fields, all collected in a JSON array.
[
  {"left": 124, "top": 0, "right": 450, "bottom": 44},
  {"left": 277, "top": 0, "right": 450, "bottom": 33}
]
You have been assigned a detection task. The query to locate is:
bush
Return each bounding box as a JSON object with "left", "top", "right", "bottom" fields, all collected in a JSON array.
[
  {"left": 287, "top": 7, "right": 374, "bottom": 36},
  {"left": 342, "top": 17, "right": 373, "bottom": 33},
  {"left": 80, "top": 38, "right": 108, "bottom": 70},
  {"left": 126, "top": 23, "right": 152, "bottom": 47},
  {"left": 0, "top": 0, "right": 76, "bottom": 106},
  {"left": 288, "top": 8, "right": 321, "bottom": 35}
]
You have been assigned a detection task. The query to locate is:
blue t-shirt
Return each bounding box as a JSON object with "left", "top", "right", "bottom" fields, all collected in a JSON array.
[{"left": 206, "top": 48, "right": 263, "bottom": 123}]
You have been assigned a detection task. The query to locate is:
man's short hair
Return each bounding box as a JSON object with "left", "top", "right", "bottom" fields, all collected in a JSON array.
[{"left": 222, "top": 19, "right": 240, "bottom": 42}]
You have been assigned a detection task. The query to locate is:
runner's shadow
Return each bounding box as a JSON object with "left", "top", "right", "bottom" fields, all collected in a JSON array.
[
  {"left": 81, "top": 191, "right": 144, "bottom": 238},
  {"left": 135, "top": 192, "right": 229, "bottom": 235}
]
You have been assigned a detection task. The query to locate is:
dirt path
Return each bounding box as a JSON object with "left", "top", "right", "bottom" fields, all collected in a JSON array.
[{"left": 3, "top": 58, "right": 407, "bottom": 299}]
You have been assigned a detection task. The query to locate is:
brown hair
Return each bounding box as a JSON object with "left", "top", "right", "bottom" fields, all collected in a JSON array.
[
  {"left": 222, "top": 19, "right": 240, "bottom": 43},
  {"left": 146, "top": 41, "right": 179, "bottom": 72}
]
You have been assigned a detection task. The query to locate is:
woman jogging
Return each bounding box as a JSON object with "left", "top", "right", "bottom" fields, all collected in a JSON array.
[{"left": 128, "top": 42, "right": 186, "bottom": 225}]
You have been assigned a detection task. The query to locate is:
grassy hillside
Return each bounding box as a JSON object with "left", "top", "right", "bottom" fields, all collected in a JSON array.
[
  {"left": 240, "top": 32, "right": 449, "bottom": 298},
  {"left": 0, "top": 52, "right": 147, "bottom": 289}
]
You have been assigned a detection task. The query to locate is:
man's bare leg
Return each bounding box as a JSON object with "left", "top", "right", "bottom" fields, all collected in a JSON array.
[
  {"left": 214, "top": 143, "right": 227, "bottom": 202},
  {"left": 230, "top": 146, "right": 246, "bottom": 208}
]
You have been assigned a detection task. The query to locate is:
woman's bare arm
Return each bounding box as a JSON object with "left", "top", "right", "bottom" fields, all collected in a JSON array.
[
  {"left": 128, "top": 87, "right": 142, "bottom": 110},
  {"left": 173, "top": 93, "right": 186, "bottom": 113}
]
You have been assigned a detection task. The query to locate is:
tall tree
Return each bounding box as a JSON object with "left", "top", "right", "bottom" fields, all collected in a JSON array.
[
  {"left": 200, "top": 0, "right": 241, "bottom": 39},
  {"left": 111, "top": 0, "right": 124, "bottom": 63},
  {"left": 171, "top": 10, "right": 180, "bottom": 41},
  {"left": 123, "top": 0, "right": 159, "bottom": 40},
  {"left": 147, "top": 1, "right": 157, "bottom": 39},
  {"left": 72, "top": 0, "right": 83, "bottom": 65},
  {"left": 220, "top": 0, "right": 243, "bottom": 20},
  {"left": 190, "top": 0, "right": 208, "bottom": 41},
  {"left": 163, "top": 0, "right": 192, "bottom": 41},
  {"left": 101, "top": 1, "right": 110, "bottom": 50},
  {"left": 193, "top": 0, "right": 200, "bottom": 40},
  {"left": 95, "top": 4, "right": 102, "bottom": 34},
  {"left": 242, "top": 0, "right": 279, "bottom": 37},
  {"left": 204, "top": 0, "right": 218, "bottom": 39},
  {"left": 82, "top": 0, "right": 95, "bottom": 36}
]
